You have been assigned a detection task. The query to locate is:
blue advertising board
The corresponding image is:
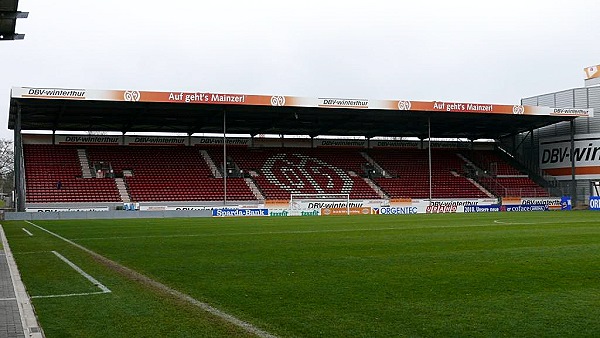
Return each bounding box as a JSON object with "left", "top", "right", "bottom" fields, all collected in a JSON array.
[
  {"left": 464, "top": 205, "right": 500, "bottom": 213},
  {"left": 590, "top": 196, "right": 600, "bottom": 210},
  {"left": 503, "top": 205, "right": 549, "bottom": 212}
]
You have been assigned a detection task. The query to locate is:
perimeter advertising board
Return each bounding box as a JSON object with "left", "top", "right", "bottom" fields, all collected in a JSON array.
[
  {"left": 588, "top": 196, "right": 600, "bottom": 210},
  {"left": 501, "top": 197, "right": 571, "bottom": 211},
  {"left": 212, "top": 208, "right": 269, "bottom": 217},
  {"left": 540, "top": 133, "right": 600, "bottom": 180},
  {"left": 383, "top": 198, "right": 500, "bottom": 214}
]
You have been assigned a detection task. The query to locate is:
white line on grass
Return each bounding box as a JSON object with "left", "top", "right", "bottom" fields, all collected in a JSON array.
[
  {"left": 14, "top": 251, "right": 51, "bottom": 255},
  {"left": 25, "top": 220, "right": 278, "bottom": 338},
  {"left": 51, "top": 251, "right": 111, "bottom": 293},
  {"left": 493, "top": 220, "right": 536, "bottom": 225},
  {"left": 32, "top": 291, "right": 110, "bottom": 299},
  {"left": 22, "top": 228, "right": 33, "bottom": 236}
]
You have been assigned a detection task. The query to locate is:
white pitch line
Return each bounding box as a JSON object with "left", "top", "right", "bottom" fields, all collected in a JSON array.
[
  {"left": 51, "top": 251, "right": 111, "bottom": 293},
  {"left": 25, "top": 220, "right": 278, "bottom": 338},
  {"left": 13, "top": 251, "right": 51, "bottom": 255},
  {"left": 22, "top": 228, "right": 33, "bottom": 236},
  {"left": 493, "top": 220, "right": 536, "bottom": 225},
  {"left": 32, "top": 291, "right": 109, "bottom": 299}
]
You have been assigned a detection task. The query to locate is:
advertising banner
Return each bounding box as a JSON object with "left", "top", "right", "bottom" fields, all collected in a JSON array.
[
  {"left": 314, "top": 139, "right": 367, "bottom": 148},
  {"left": 370, "top": 140, "right": 420, "bottom": 149},
  {"left": 320, "top": 207, "right": 372, "bottom": 216},
  {"left": 269, "top": 209, "right": 290, "bottom": 217},
  {"left": 374, "top": 206, "right": 419, "bottom": 215},
  {"left": 125, "top": 136, "right": 187, "bottom": 146},
  {"left": 540, "top": 133, "right": 600, "bottom": 180},
  {"left": 387, "top": 198, "right": 499, "bottom": 214},
  {"left": 501, "top": 197, "right": 570, "bottom": 211},
  {"left": 589, "top": 196, "right": 600, "bottom": 210},
  {"left": 291, "top": 200, "right": 384, "bottom": 211},
  {"left": 584, "top": 65, "right": 599, "bottom": 80},
  {"left": 463, "top": 205, "right": 500, "bottom": 213},
  {"left": 503, "top": 205, "right": 549, "bottom": 212},
  {"left": 289, "top": 209, "right": 320, "bottom": 216},
  {"left": 191, "top": 137, "right": 250, "bottom": 146},
  {"left": 55, "top": 134, "right": 121, "bottom": 145},
  {"left": 12, "top": 87, "right": 593, "bottom": 118},
  {"left": 212, "top": 208, "right": 269, "bottom": 217}
]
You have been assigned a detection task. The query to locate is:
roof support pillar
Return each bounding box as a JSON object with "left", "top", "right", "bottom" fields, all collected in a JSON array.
[
  {"left": 223, "top": 109, "right": 227, "bottom": 206},
  {"left": 428, "top": 116, "right": 432, "bottom": 202},
  {"left": 570, "top": 120, "right": 576, "bottom": 206},
  {"left": 13, "top": 104, "right": 25, "bottom": 212}
]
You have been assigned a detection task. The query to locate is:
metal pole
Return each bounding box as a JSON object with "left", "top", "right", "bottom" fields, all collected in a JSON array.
[
  {"left": 570, "top": 120, "right": 576, "bottom": 206},
  {"left": 428, "top": 117, "right": 432, "bottom": 201},
  {"left": 223, "top": 110, "right": 227, "bottom": 206},
  {"left": 14, "top": 103, "right": 25, "bottom": 211}
]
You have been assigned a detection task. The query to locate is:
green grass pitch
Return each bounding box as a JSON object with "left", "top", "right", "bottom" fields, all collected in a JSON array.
[{"left": 2, "top": 211, "right": 600, "bottom": 337}]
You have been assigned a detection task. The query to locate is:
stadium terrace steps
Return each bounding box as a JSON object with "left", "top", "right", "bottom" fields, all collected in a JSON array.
[
  {"left": 199, "top": 149, "right": 222, "bottom": 178},
  {"left": 244, "top": 178, "right": 265, "bottom": 201},
  {"left": 467, "top": 178, "right": 495, "bottom": 198},
  {"left": 363, "top": 177, "right": 389, "bottom": 199},
  {"left": 360, "top": 151, "right": 390, "bottom": 178},
  {"left": 77, "top": 148, "right": 93, "bottom": 178},
  {"left": 115, "top": 178, "right": 131, "bottom": 203}
]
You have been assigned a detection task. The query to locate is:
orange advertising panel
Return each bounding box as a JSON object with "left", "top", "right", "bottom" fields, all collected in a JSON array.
[
  {"left": 584, "top": 65, "right": 599, "bottom": 80},
  {"left": 321, "top": 207, "right": 372, "bottom": 216},
  {"left": 11, "top": 87, "right": 594, "bottom": 118}
]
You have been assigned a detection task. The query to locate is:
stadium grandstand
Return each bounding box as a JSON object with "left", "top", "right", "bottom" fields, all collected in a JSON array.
[{"left": 7, "top": 87, "right": 594, "bottom": 213}]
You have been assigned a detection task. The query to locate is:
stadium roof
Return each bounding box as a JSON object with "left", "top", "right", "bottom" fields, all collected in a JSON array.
[
  {"left": 8, "top": 87, "right": 594, "bottom": 140},
  {"left": 0, "top": 0, "right": 27, "bottom": 40}
]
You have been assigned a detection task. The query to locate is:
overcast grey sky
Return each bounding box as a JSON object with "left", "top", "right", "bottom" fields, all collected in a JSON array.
[{"left": 1, "top": 0, "right": 599, "bottom": 140}]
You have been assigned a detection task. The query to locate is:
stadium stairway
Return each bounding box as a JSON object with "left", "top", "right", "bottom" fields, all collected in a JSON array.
[
  {"left": 115, "top": 178, "right": 131, "bottom": 202},
  {"left": 363, "top": 177, "right": 389, "bottom": 199},
  {"left": 199, "top": 149, "right": 222, "bottom": 178},
  {"left": 244, "top": 178, "right": 265, "bottom": 201},
  {"left": 360, "top": 152, "right": 390, "bottom": 178},
  {"left": 466, "top": 177, "right": 495, "bottom": 198},
  {"left": 77, "top": 148, "right": 93, "bottom": 178}
]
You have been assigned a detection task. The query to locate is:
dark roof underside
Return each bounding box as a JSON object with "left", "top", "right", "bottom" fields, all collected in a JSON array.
[
  {"left": 0, "top": 0, "right": 26, "bottom": 40},
  {"left": 9, "top": 98, "right": 575, "bottom": 140}
]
